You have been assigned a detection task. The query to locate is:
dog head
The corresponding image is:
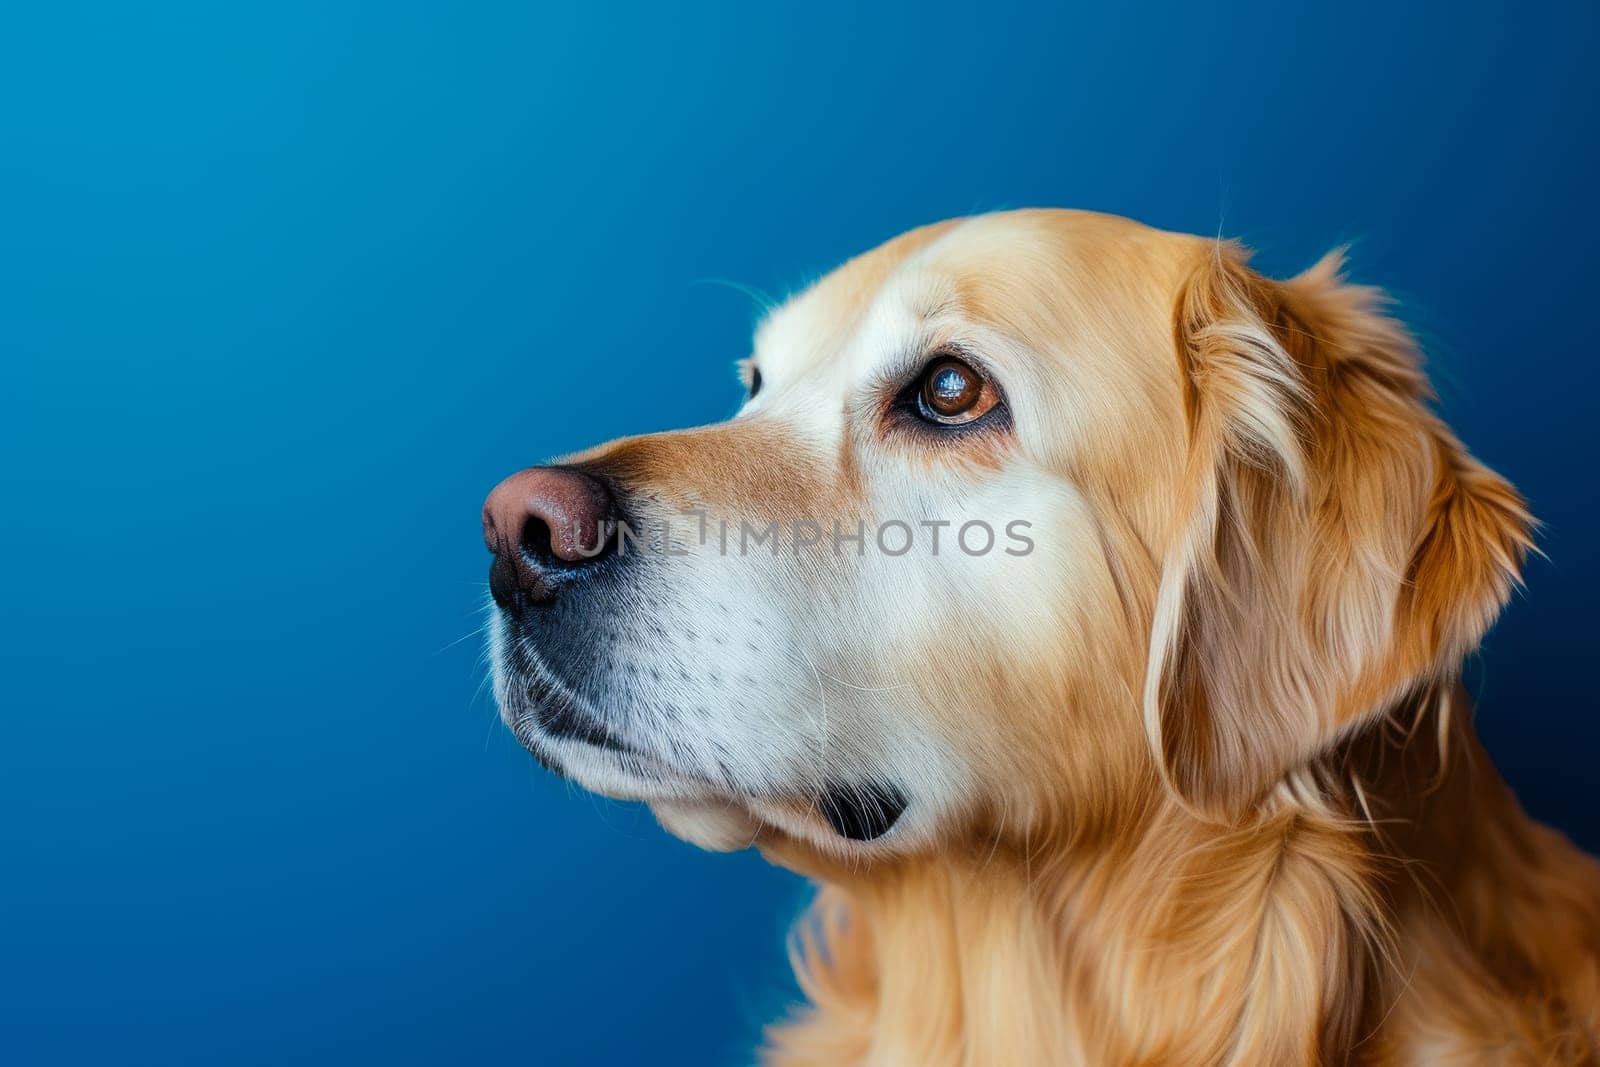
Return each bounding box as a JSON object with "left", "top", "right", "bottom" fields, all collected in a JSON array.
[{"left": 483, "top": 210, "right": 1531, "bottom": 861}]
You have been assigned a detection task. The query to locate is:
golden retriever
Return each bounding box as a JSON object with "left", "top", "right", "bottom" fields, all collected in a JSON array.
[{"left": 482, "top": 209, "right": 1600, "bottom": 1064}]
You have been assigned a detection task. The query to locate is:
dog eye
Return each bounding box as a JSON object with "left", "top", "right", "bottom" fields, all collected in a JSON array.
[
  {"left": 917, "top": 357, "right": 998, "bottom": 425},
  {"left": 740, "top": 360, "right": 763, "bottom": 400}
]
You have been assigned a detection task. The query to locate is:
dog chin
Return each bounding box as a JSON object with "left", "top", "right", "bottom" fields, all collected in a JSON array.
[
  {"left": 649, "top": 798, "right": 762, "bottom": 851},
  {"left": 652, "top": 793, "right": 920, "bottom": 859}
]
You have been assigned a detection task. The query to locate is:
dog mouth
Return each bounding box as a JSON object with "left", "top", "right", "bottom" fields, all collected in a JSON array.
[
  {"left": 496, "top": 641, "right": 728, "bottom": 799},
  {"left": 513, "top": 670, "right": 632, "bottom": 753},
  {"left": 495, "top": 635, "right": 911, "bottom": 844},
  {"left": 502, "top": 689, "right": 705, "bottom": 800}
]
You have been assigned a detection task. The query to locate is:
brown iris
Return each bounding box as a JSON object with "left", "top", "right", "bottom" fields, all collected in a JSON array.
[{"left": 918, "top": 356, "right": 997, "bottom": 425}]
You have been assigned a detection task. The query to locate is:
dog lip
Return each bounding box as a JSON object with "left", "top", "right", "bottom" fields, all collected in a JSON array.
[
  {"left": 818, "top": 780, "right": 908, "bottom": 842},
  {"left": 518, "top": 671, "right": 632, "bottom": 753},
  {"left": 512, "top": 717, "right": 728, "bottom": 803}
]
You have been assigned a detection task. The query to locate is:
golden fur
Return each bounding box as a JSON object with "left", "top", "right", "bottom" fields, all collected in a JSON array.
[
  {"left": 494, "top": 210, "right": 1600, "bottom": 1063},
  {"left": 762, "top": 215, "right": 1598, "bottom": 1065}
]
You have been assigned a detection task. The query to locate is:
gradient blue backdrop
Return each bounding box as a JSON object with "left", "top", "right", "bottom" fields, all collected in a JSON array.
[{"left": 3, "top": 3, "right": 1596, "bottom": 1064}]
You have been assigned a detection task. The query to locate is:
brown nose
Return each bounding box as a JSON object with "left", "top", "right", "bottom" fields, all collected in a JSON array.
[{"left": 483, "top": 466, "right": 614, "bottom": 611}]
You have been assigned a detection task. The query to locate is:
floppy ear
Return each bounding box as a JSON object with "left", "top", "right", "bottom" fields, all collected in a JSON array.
[{"left": 1143, "top": 243, "right": 1535, "bottom": 816}]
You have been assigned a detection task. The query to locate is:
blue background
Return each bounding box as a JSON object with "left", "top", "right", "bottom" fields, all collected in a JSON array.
[{"left": 3, "top": 2, "right": 1596, "bottom": 1064}]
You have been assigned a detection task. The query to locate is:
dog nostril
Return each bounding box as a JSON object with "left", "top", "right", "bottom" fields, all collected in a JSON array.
[{"left": 518, "top": 511, "right": 559, "bottom": 567}]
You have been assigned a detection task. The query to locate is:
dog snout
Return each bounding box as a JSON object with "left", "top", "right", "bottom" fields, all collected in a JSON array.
[{"left": 483, "top": 466, "right": 615, "bottom": 613}]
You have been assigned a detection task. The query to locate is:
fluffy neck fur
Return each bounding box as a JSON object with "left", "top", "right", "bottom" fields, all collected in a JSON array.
[{"left": 762, "top": 689, "right": 1600, "bottom": 1065}]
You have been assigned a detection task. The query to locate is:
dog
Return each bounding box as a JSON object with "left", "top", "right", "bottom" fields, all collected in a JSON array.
[{"left": 482, "top": 210, "right": 1600, "bottom": 1064}]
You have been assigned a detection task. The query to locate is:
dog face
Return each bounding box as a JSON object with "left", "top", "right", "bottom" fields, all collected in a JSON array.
[{"left": 484, "top": 210, "right": 1529, "bottom": 861}]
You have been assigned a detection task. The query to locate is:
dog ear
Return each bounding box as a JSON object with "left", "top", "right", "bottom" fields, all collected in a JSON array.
[{"left": 1143, "top": 244, "right": 1534, "bottom": 816}]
